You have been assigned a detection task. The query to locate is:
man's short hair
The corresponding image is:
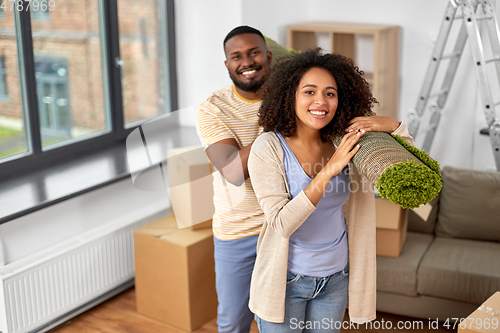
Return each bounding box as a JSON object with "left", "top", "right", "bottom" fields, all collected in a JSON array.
[{"left": 223, "top": 25, "right": 266, "bottom": 51}]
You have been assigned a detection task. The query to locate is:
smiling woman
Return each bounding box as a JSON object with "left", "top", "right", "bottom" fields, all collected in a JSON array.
[
  {"left": 247, "top": 48, "right": 415, "bottom": 331},
  {"left": 258, "top": 49, "right": 376, "bottom": 141}
]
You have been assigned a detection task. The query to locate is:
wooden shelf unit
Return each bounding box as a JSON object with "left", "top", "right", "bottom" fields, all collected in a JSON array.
[{"left": 287, "top": 22, "right": 400, "bottom": 118}]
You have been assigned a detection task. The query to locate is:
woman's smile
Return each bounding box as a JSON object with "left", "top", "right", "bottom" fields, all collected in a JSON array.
[{"left": 308, "top": 109, "right": 328, "bottom": 118}]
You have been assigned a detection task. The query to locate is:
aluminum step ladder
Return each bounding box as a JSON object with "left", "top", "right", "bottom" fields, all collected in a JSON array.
[{"left": 407, "top": 0, "right": 500, "bottom": 170}]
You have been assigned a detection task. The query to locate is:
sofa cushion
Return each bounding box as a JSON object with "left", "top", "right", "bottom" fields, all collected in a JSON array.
[
  {"left": 377, "top": 232, "right": 434, "bottom": 296},
  {"left": 407, "top": 194, "right": 439, "bottom": 234},
  {"left": 417, "top": 237, "right": 500, "bottom": 304},
  {"left": 435, "top": 166, "right": 500, "bottom": 241}
]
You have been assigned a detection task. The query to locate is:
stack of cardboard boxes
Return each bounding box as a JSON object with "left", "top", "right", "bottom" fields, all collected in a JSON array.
[
  {"left": 375, "top": 197, "right": 435, "bottom": 257},
  {"left": 375, "top": 197, "right": 408, "bottom": 257},
  {"left": 166, "top": 146, "right": 214, "bottom": 230},
  {"left": 134, "top": 146, "right": 217, "bottom": 331}
]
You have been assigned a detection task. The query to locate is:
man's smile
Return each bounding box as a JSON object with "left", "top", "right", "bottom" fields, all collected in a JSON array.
[{"left": 238, "top": 67, "right": 261, "bottom": 79}]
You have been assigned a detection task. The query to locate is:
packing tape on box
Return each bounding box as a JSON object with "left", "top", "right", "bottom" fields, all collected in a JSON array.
[{"left": 478, "top": 305, "right": 500, "bottom": 317}]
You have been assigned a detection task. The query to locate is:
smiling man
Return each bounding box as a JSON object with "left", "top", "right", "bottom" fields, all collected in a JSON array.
[{"left": 195, "top": 26, "right": 272, "bottom": 333}]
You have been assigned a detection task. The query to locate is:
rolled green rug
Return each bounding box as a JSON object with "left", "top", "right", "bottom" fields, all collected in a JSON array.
[
  {"left": 264, "top": 36, "right": 300, "bottom": 63},
  {"left": 333, "top": 132, "right": 442, "bottom": 209}
]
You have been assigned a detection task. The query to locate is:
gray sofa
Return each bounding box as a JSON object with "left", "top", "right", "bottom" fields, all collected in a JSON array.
[{"left": 376, "top": 166, "right": 500, "bottom": 321}]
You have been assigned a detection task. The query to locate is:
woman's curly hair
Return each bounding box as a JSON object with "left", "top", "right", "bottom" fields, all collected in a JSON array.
[{"left": 259, "top": 48, "right": 378, "bottom": 141}]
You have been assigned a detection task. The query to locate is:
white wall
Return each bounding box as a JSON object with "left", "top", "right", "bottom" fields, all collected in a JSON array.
[
  {"left": 174, "top": 0, "right": 243, "bottom": 126},
  {"left": 241, "top": 0, "right": 306, "bottom": 42}
]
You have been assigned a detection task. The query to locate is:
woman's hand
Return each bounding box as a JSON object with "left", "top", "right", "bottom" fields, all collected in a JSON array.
[
  {"left": 325, "top": 130, "right": 364, "bottom": 177},
  {"left": 346, "top": 115, "right": 400, "bottom": 133},
  {"left": 303, "top": 130, "right": 364, "bottom": 206}
]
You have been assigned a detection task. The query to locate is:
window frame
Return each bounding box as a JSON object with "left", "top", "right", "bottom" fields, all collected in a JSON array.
[
  {"left": 34, "top": 55, "right": 72, "bottom": 137},
  {"left": 0, "top": 0, "right": 178, "bottom": 181},
  {"left": 0, "top": 56, "right": 8, "bottom": 99}
]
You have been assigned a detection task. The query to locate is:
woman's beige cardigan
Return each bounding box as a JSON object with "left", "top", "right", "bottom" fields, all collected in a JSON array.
[{"left": 247, "top": 123, "right": 413, "bottom": 324}]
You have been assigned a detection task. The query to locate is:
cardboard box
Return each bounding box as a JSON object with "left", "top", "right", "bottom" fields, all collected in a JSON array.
[
  {"left": 188, "top": 218, "right": 212, "bottom": 230},
  {"left": 375, "top": 198, "right": 408, "bottom": 257},
  {"left": 458, "top": 292, "right": 500, "bottom": 333},
  {"left": 134, "top": 215, "right": 217, "bottom": 331},
  {"left": 167, "top": 146, "right": 214, "bottom": 229}
]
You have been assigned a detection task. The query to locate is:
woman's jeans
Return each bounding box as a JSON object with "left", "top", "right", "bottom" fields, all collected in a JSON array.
[{"left": 255, "top": 265, "right": 348, "bottom": 332}]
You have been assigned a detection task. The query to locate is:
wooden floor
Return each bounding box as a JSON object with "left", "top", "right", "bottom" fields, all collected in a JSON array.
[{"left": 49, "top": 287, "right": 456, "bottom": 332}]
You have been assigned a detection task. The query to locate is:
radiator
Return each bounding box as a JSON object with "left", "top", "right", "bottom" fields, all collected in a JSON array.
[{"left": 0, "top": 203, "right": 168, "bottom": 333}]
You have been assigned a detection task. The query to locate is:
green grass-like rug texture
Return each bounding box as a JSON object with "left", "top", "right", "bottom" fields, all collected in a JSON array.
[
  {"left": 333, "top": 132, "right": 442, "bottom": 209},
  {"left": 264, "top": 36, "right": 300, "bottom": 63}
]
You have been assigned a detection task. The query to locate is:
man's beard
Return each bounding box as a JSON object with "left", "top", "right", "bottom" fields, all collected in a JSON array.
[{"left": 229, "top": 70, "right": 266, "bottom": 93}]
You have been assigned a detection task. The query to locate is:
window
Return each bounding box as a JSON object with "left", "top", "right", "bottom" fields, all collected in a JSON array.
[
  {"left": 0, "top": 6, "right": 28, "bottom": 160},
  {"left": 35, "top": 56, "right": 71, "bottom": 143},
  {"left": 0, "top": 57, "right": 7, "bottom": 99},
  {"left": 30, "top": 0, "right": 114, "bottom": 150},
  {"left": 117, "top": 1, "right": 173, "bottom": 125},
  {"left": 0, "top": 0, "right": 177, "bottom": 188},
  {"left": 30, "top": 0, "right": 52, "bottom": 19}
]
